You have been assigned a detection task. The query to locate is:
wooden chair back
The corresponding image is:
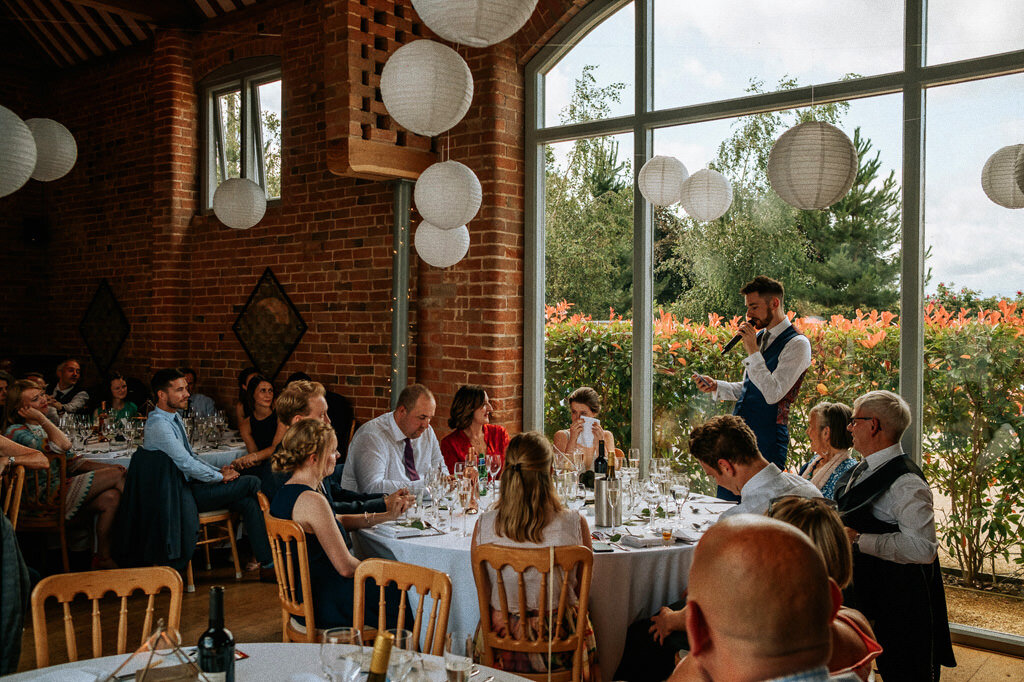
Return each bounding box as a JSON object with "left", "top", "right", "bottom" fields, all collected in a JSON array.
[
  {"left": 30, "top": 566, "right": 183, "bottom": 668},
  {"left": 353, "top": 558, "right": 452, "bottom": 655},
  {"left": 471, "top": 543, "right": 594, "bottom": 682},
  {"left": 19, "top": 451, "right": 69, "bottom": 571},
  {"left": 2, "top": 464, "right": 25, "bottom": 529},
  {"left": 257, "top": 491, "right": 317, "bottom": 643}
]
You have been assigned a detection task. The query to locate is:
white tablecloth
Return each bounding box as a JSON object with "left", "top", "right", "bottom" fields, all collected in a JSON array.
[
  {"left": 1, "top": 642, "right": 527, "bottom": 681},
  {"left": 79, "top": 442, "right": 248, "bottom": 467},
  {"left": 353, "top": 499, "right": 725, "bottom": 682}
]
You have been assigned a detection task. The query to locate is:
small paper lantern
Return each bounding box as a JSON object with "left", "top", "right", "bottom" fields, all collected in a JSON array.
[
  {"left": 415, "top": 222, "right": 470, "bottom": 268},
  {"left": 680, "top": 169, "right": 733, "bottom": 221},
  {"left": 767, "top": 121, "right": 857, "bottom": 210},
  {"left": 414, "top": 160, "right": 482, "bottom": 230},
  {"left": 213, "top": 178, "right": 267, "bottom": 229},
  {"left": 26, "top": 118, "right": 77, "bottom": 181},
  {"left": 637, "top": 155, "right": 688, "bottom": 206},
  {"left": 0, "top": 105, "right": 37, "bottom": 198},
  {"left": 411, "top": 0, "right": 539, "bottom": 48},
  {"left": 981, "top": 144, "right": 1024, "bottom": 209},
  {"left": 381, "top": 40, "right": 473, "bottom": 137}
]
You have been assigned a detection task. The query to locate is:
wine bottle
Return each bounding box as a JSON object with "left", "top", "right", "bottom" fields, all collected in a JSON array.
[
  {"left": 366, "top": 632, "right": 394, "bottom": 682},
  {"left": 197, "top": 586, "right": 235, "bottom": 682},
  {"left": 594, "top": 439, "right": 608, "bottom": 476}
]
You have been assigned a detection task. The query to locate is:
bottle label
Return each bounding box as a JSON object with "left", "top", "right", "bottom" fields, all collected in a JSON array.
[{"left": 204, "top": 673, "right": 227, "bottom": 682}]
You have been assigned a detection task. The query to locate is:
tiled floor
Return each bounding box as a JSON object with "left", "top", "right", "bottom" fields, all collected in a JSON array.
[{"left": 944, "top": 646, "right": 1024, "bottom": 682}]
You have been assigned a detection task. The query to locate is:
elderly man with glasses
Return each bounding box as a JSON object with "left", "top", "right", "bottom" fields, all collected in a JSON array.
[{"left": 835, "top": 390, "right": 955, "bottom": 681}]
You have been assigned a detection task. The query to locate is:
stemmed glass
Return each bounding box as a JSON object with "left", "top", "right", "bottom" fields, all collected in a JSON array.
[
  {"left": 487, "top": 452, "right": 502, "bottom": 494},
  {"left": 606, "top": 479, "right": 621, "bottom": 527},
  {"left": 387, "top": 629, "right": 418, "bottom": 682},
  {"left": 320, "top": 627, "right": 364, "bottom": 682},
  {"left": 456, "top": 478, "right": 474, "bottom": 537}
]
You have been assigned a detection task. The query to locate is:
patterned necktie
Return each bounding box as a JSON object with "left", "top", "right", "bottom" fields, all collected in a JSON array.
[
  {"left": 403, "top": 438, "right": 420, "bottom": 481},
  {"left": 842, "top": 459, "right": 869, "bottom": 497},
  {"left": 759, "top": 330, "right": 771, "bottom": 353}
]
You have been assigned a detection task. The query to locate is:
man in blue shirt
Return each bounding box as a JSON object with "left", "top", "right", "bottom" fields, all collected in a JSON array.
[{"left": 145, "top": 368, "right": 272, "bottom": 579}]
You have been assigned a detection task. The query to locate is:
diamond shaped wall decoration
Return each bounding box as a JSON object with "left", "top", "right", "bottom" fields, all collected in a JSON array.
[
  {"left": 232, "top": 268, "right": 307, "bottom": 381},
  {"left": 79, "top": 279, "right": 131, "bottom": 375}
]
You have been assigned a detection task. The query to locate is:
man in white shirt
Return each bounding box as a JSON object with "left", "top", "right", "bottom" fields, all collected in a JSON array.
[
  {"left": 837, "top": 390, "right": 954, "bottom": 681},
  {"left": 694, "top": 277, "right": 811, "bottom": 498},
  {"left": 341, "top": 383, "right": 443, "bottom": 495},
  {"left": 689, "top": 414, "right": 822, "bottom": 518}
]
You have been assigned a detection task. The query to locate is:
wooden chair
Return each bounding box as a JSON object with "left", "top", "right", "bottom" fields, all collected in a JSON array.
[
  {"left": 30, "top": 566, "right": 183, "bottom": 668},
  {"left": 186, "top": 508, "right": 242, "bottom": 593},
  {"left": 2, "top": 463, "right": 25, "bottom": 529},
  {"left": 257, "top": 491, "right": 318, "bottom": 643},
  {"left": 471, "top": 544, "right": 594, "bottom": 682},
  {"left": 18, "top": 451, "right": 70, "bottom": 572},
  {"left": 353, "top": 558, "right": 452, "bottom": 655}
]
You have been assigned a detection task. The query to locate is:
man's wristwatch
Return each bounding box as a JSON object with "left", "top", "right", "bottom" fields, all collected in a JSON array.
[{"left": 7, "top": 456, "right": 16, "bottom": 469}]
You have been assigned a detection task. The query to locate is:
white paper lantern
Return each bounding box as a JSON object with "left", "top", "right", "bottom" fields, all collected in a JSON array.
[
  {"left": 415, "top": 221, "right": 470, "bottom": 268},
  {"left": 680, "top": 169, "right": 733, "bottom": 221},
  {"left": 414, "top": 160, "right": 482, "bottom": 230},
  {"left": 411, "top": 0, "right": 539, "bottom": 48},
  {"left": 1016, "top": 146, "right": 1024, "bottom": 197},
  {"left": 0, "top": 105, "right": 37, "bottom": 198},
  {"left": 213, "top": 178, "right": 267, "bottom": 229},
  {"left": 767, "top": 121, "right": 857, "bottom": 210},
  {"left": 381, "top": 40, "right": 473, "bottom": 137},
  {"left": 637, "top": 155, "right": 688, "bottom": 206},
  {"left": 981, "top": 144, "right": 1024, "bottom": 209},
  {"left": 26, "top": 118, "right": 77, "bottom": 181}
]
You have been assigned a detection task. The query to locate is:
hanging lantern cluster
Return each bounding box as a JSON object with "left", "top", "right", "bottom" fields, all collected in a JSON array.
[
  {"left": 0, "top": 105, "right": 78, "bottom": 198},
  {"left": 635, "top": 154, "right": 734, "bottom": 221}
]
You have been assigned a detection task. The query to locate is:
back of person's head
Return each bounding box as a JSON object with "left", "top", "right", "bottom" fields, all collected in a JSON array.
[
  {"left": 689, "top": 414, "right": 761, "bottom": 470},
  {"left": 809, "top": 401, "right": 854, "bottom": 450},
  {"left": 687, "top": 515, "right": 836, "bottom": 676},
  {"left": 5, "top": 379, "right": 39, "bottom": 425},
  {"left": 276, "top": 380, "right": 326, "bottom": 424},
  {"left": 853, "top": 390, "right": 911, "bottom": 442},
  {"left": 273, "top": 418, "right": 336, "bottom": 474},
  {"left": 740, "top": 275, "right": 785, "bottom": 300},
  {"left": 567, "top": 386, "right": 601, "bottom": 415},
  {"left": 767, "top": 496, "right": 853, "bottom": 589},
  {"left": 180, "top": 366, "right": 197, "bottom": 380},
  {"left": 0, "top": 369, "right": 14, "bottom": 387},
  {"left": 151, "top": 368, "right": 185, "bottom": 397},
  {"left": 448, "top": 384, "right": 487, "bottom": 430},
  {"left": 395, "top": 383, "right": 433, "bottom": 412},
  {"left": 495, "top": 431, "right": 562, "bottom": 544},
  {"left": 286, "top": 371, "right": 313, "bottom": 384}
]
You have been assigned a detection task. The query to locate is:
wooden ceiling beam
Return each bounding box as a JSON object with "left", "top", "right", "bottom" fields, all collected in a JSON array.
[{"left": 65, "top": 0, "right": 199, "bottom": 27}]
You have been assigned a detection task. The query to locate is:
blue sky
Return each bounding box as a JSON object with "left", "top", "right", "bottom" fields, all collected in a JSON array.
[{"left": 541, "top": 0, "right": 1024, "bottom": 298}]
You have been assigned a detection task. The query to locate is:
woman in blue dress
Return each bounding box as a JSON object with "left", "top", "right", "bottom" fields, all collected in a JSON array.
[
  {"left": 799, "top": 401, "right": 858, "bottom": 499},
  {"left": 269, "top": 418, "right": 407, "bottom": 629}
]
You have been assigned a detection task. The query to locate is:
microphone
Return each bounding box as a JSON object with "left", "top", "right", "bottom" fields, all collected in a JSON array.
[{"left": 721, "top": 334, "right": 743, "bottom": 355}]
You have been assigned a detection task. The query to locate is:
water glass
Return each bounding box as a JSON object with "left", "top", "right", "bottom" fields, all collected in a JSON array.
[
  {"left": 444, "top": 633, "right": 474, "bottom": 682},
  {"left": 321, "top": 627, "right": 364, "bottom": 682},
  {"left": 387, "top": 629, "right": 417, "bottom": 682}
]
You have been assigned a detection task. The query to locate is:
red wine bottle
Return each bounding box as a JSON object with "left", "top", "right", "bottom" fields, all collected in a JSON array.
[
  {"left": 197, "top": 586, "right": 235, "bottom": 682},
  {"left": 594, "top": 439, "right": 608, "bottom": 476}
]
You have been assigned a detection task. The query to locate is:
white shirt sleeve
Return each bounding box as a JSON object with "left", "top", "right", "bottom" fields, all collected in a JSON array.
[
  {"left": 712, "top": 380, "right": 743, "bottom": 402},
  {"left": 859, "top": 473, "right": 938, "bottom": 564},
  {"left": 345, "top": 421, "right": 428, "bottom": 495},
  {"left": 739, "top": 334, "right": 812, "bottom": 405}
]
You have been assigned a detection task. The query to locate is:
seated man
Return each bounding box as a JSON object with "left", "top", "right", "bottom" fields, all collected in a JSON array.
[
  {"left": 46, "top": 358, "right": 89, "bottom": 415},
  {"left": 181, "top": 367, "right": 216, "bottom": 417},
  {"left": 341, "top": 383, "right": 443, "bottom": 494},
  {"left": 674, "top": 514, "right": 857, "bottom": 682},
  {"left": 271, "top": 379, "right": 412, "bottom": 516},
  {"left": 144, "top": 368, "right": 273, "bottom": 580}
]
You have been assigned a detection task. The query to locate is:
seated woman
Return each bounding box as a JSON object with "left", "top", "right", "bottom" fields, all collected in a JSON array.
[
  {"left": 233, "top": 374, "right": 286, "bottom": 495},
  {"left": 231, "top": 366, "right": 258, "bottom": 429},
  {"left": 440, "top": 385, "right": 510, "bottom": 474},
  {"left": 95, "top": 373, "right": 138, "bottom": 422},
  {"left": 799, "top": 401, "right": 858, "bottom": 499},
  {"left": 4, "top": 380, "right": 125, "bottom": 569},
  {"left": 471, "top": 432, "right": 598, "bottom": 681},
  {"left": 552, "top": 387, "right": 616, "bottom": 471},
  {"left": 269, "top": 418, "right": 407, "bottom": 629}
]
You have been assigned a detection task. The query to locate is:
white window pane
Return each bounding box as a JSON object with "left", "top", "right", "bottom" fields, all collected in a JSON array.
[
  {"left": 927, "top": 0, "right": 1024, "bottom": 65},
  {"left": 215, "top": 89, "right": 241, "bottom": 183},
  {"left": 257, "top": 79, "right": 282, "bottom": 199}
]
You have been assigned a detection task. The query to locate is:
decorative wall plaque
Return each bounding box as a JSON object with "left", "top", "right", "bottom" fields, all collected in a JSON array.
[
  {"left": 79, "top": 279, "right": 130, "bottom": 375},
  {"left": 232, "top": 268, "right": 307, "bottom": 381}
]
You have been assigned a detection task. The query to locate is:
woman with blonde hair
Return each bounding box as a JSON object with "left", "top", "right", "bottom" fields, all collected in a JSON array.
[
  {"left": 471, "top": 431, "right": 599, "bottom": 680},
  {"left": 268, "top": 418, "right": 406, "bottom": 629},
  {"left": 799, "top": 401, "right": 858, "bottom": 499}
]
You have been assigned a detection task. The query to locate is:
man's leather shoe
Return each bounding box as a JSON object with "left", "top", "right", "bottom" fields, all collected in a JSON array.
[{"left": 259, "top": 566, "right": 277, "bottom": 583}]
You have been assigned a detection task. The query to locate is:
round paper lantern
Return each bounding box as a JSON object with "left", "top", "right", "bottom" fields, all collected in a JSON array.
[
  {"left": 381, "top": 40, "right": 473, "bottom": 137},
  {"left": 637, "top": 155, "right": 688, "bottom": 206},
  {"left": 414, "top": 160, "right": 482, "bottom": 230},
  {"left": 415, "top": 221, "right": 470, "bottom": 268},
  {"left": 411, "top": 0, "right": 539, "bottom": 48},
  {"left": 0, "top": 105, "right": 37, "bottom": 198},
  {"left": 981, "top": 144, "right": 1024, "bottom": 209},
  {"left": 680, "top": 169, "right": 733, "bottom": 221},
  {"left": 767, "top": 120, "right": 857, "bottom": 210},
  {"left": 213, "top": 178, "right": 267, "bottom": 229},
  {"left": 26, "top": 118, "right": 77, "bottom": 181}
]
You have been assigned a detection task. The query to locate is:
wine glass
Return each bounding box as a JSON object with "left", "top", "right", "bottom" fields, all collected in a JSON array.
[
  {"left": 487, "top": 453, "right": 502, "bottom": 493},
  {"left": 387, "top": 628, "right": 417, "bottom": 682},
  {"left": 321, "top": 627, "right": 364, "bottom": 682},
  {"left": 672, "top": 485, "right": 691, "bottom": 521},
  {"left": 456, "top": 478, "right": 473, "bottom": 536},
  {"left": 444, "top": 633, "right": 475, "bottom": 682},
  {"left": 606, "top": 480, "right": 621, "bottom": 527}
]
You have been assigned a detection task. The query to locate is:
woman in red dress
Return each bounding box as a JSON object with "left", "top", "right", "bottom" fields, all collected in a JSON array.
[{"left": 440, "top": 385, "right": 510, "bottom": 474}]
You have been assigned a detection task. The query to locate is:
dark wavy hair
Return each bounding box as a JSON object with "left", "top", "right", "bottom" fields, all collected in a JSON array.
[
  {"left": 448, "top": 385, "right": 487, "bottom": 431},
  {"left": 243, "top": 374, "right": 273, "bottom": 417}
]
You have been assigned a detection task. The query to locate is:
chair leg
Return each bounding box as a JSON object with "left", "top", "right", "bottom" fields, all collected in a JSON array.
[
  {"left": 203, "top": 526, "right": 212, "bottom": 570},
  {"left": 186, "top": 561, "right": 195, "bottom": 593},
  {"left": 226, "top": 517, "right": 242, "bottom": 580}
]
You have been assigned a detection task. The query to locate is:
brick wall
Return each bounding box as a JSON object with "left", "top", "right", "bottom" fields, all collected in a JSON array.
[{"left": 0, "top": 0, "right": 589, "bottom": 432}]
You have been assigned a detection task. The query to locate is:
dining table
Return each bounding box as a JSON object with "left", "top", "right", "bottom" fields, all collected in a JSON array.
[
  {"left": 78, "top": 439, "right": 248, "bottom": 468},
  {"left": 0, "top": 642, "right": 528, "bottom": 682},
  {"left": 353, "top": 493, "right": 730, "bottom": 682}
]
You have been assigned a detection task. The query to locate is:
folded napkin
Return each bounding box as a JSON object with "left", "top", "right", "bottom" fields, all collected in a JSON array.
[
  {"left": 620, "top": 534, "right": 663, "bottom": 548},
  {"left": 374, "top": 523, "right": 423, "bottom": 538},
  {"left": 29, "top": 668, "right": 107, "bottom": 682},
  {"left": 673, "top": 527, "right": 702, "bottom": 543}
]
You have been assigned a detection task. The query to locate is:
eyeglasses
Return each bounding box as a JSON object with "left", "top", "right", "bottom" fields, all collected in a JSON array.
[
  {"left": 767, "top": 495, "right": 839, "bottom": 515},
  {"left": 848, "top": 416, "right": 876, "bottom": 426}
]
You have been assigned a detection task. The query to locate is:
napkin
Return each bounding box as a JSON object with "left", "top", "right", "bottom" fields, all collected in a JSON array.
[
  {"left": 374, "top": 523, "right": 423, "bottom": 538},
  {"left": 579, "top": 416, "right": 600, "bottom": 448},
  {"left": 620, "top": 534, "right": 663, "bottom": 548},
  {"left": 673, "top": 527, "right": 703, "bottom": 543},
  {"left": 29, "top": 669, "right": 107, "bottom": 681}
]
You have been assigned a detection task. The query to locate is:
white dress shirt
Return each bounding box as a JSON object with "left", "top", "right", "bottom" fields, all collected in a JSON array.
[
  {"left": 714, "top": 317, "right": 812, "bottom": 405},
  {"left": 721, "top": 462, "right": 822, "bottom": 519},
  {"left": 849, "top": 443, "right": 938, "bottom": 565},
  {"left": 340, "top": 411, "right": 443, "bottom": 494}
]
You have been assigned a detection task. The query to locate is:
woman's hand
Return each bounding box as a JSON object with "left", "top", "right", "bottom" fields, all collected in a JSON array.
[
  {"left": 567, "top": 418, "right": 584, "bottom": 447},
  {"left": 384, "top": 489, "right": 414, "bottom": 518},
  {"left": 589, "top": 420, "right": 604, "bottom": 444},
  {"left": 18, "top": 405, "right": 46, "bottom": 423}
]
